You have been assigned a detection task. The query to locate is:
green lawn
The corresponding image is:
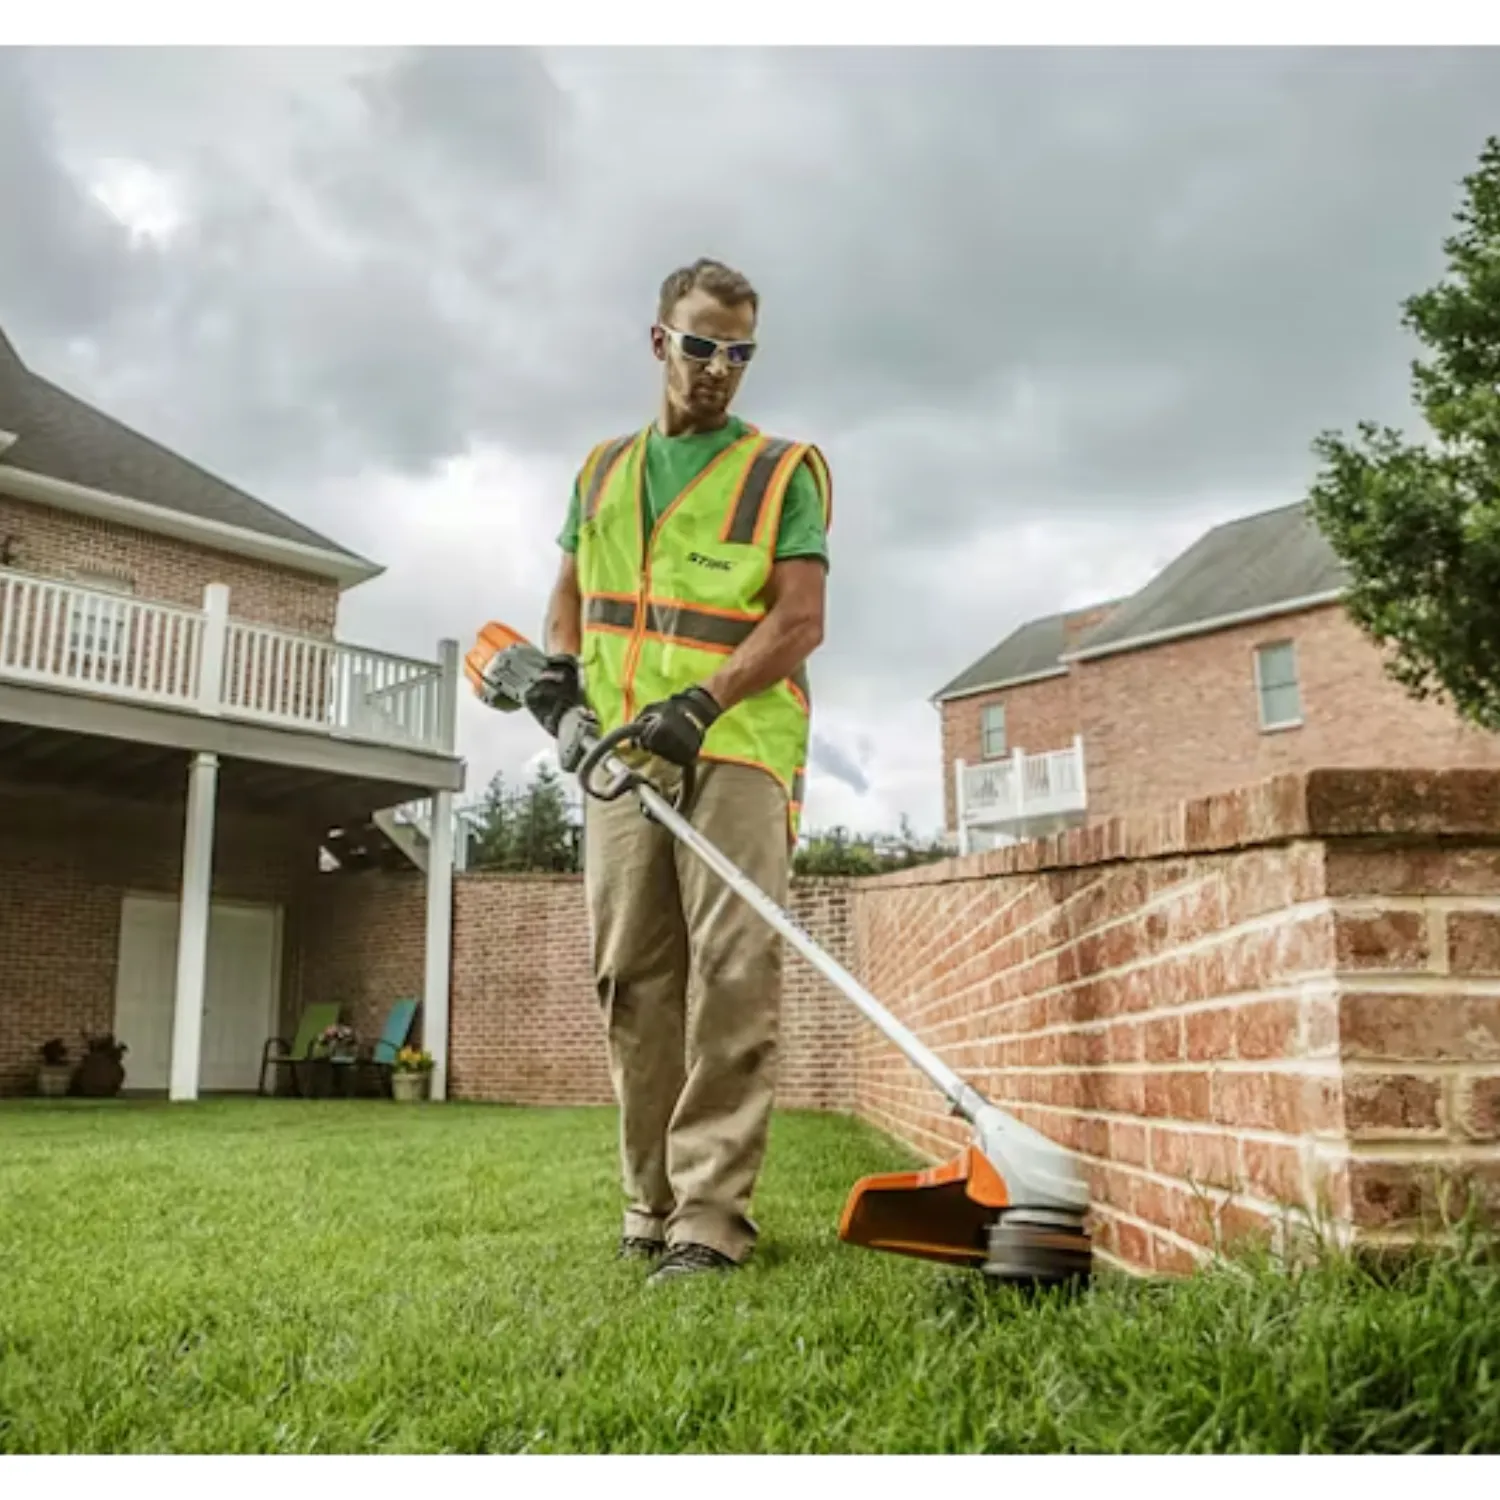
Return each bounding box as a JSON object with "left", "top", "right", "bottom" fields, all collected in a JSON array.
[{"left": 1, "top": 1099, "right": 1497, "bottom": 1454}]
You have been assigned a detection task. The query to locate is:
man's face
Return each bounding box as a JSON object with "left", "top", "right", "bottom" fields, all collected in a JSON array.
[{"left": 652, "top": 285, "right": 757, "bottom": 425}]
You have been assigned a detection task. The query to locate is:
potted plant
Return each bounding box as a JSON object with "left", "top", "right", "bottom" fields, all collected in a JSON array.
[
  {"left": 390, "top": 1046, "right": 433, "bottom": 1102},
  {"left": 37, "top": 1038, "right": 72, "bottom": 1098},
  {"left": 73, "top": 1032, "right": 127, "bottom": 1098},
  {"left": 316, "top": 1022, "right": 358, "bottom": 1063}
]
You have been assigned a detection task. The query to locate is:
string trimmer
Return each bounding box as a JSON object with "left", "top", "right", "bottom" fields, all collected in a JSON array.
[{"left": 464, "top": 620, "right": 1094, "bottom": 1288}]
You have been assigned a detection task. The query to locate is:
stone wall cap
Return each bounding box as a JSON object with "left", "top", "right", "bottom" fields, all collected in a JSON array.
[{"left": 865, "top": 767, "right": 1500, "bottom": 890}]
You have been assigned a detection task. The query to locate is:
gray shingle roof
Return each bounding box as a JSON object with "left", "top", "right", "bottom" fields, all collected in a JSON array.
[
  {"left": 934, "top": 601, "right": 1123, "bottom": 700},
  {"left": 1066, "top": 501, "right": 1348, "bottom": 659},
  {"left": 933, "top": 500, "right": 1350, "bottom": 700},
  {"left": 934, "top": 611, "right": 1072, "bottom": 700},
  {"left": 0, "top": 325, "right": 365, "bottom": 561}
]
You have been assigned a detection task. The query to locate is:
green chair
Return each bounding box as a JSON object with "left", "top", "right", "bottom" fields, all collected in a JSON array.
[
  {"left": 258, "top": 1001, "right": 340, "bottom": 1097},
  {"left": 359, "top": 997, "right": 420, "bottom": 1096}
]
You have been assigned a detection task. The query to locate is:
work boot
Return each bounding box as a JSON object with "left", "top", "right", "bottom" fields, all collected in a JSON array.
[
  {"left": 646, "top": 1242, "right": 739, "bottom": 1285},
  {"left": 618, "top": 1235, "right": 665, "bottom": 1262}
]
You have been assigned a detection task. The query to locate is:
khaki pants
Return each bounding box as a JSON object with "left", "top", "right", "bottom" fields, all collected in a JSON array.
[{"left": 583, "top": 758, "right": 790, "bottom": 1262}]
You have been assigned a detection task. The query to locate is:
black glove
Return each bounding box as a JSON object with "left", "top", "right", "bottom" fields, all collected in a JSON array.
[
  {"left": 522, "top": 653, "right": 585, "bottom": 737},
  {"left": 633, "top": 685, "right": 722, "bottom": 768}
]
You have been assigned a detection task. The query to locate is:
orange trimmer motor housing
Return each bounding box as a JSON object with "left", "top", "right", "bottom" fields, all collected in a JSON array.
[
  {"left": 837, "top": 1146, "right": 1010, "bottom": 1267},
  {"left": 464, "top": 621, "right": 531, "bottom": 702}
]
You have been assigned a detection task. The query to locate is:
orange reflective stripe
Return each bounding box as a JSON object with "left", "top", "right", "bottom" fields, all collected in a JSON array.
[
  {"left": 803, "top": 443, "right": 832, "bottom": 531},
  {"left": 755, "top": 441, "right": 806, "bottom": 551},
  {"left": 721, "top": 437, "right": 797, "bottom": 544},
  {"left": 583, "top": 434, "right": 636, "bottom": 521},
  {"left": 653, "top": 430, "right": 762, "bottom": 540}
]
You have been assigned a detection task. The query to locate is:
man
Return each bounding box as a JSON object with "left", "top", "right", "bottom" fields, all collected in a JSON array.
[{"left": 527, "top": 257, "right": 831, "bottom": 1283}]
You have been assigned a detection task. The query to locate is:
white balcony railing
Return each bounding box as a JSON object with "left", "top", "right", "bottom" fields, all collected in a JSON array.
[
  {"left": 388, "top": 796, "right": 490, "bottom": 871},
  {"left": 954, "top": 736, "right": 1087, "bottom": 849},
  {"left": 0, "top": 568, "right": 458, "bottom": 756}
]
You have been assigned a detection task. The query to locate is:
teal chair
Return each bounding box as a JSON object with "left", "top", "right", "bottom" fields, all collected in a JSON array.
[{"left": 360, "top": 997, "right": 420, "bottom": 1096}]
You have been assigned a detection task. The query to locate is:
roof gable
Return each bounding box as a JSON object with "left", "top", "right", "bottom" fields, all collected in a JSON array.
[
  {"left": 934, "top": 599, "right": 1120, "bottom": 701},
  {"left": 0, "top": 323, "right": 370, "bottom": 568},
  {"left": 1065, "top": 501, "right": 1347, "bottom": 660},
  {"left": 932, "top": 500, "right": 1350, "bottom": 702}
]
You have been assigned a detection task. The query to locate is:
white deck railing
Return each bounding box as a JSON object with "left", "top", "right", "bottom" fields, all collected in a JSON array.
[
  {"left": 0, "top": 568, "right": 458, "bottom": 756},
  {"left": 955, "top": 736, "right": 1087, "bottom": 838},
  {"left": 388, "top": 796, "right": 490, "bottom": 870}
]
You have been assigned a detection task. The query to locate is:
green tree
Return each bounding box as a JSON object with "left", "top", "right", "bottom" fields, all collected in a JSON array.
[
  {"left": 1307, "top": 135, "right": 1500, "bottom": 731},
  {"left": 792, "top": 815, "right": 950, "bottom": 877},
  {"left": 468, "top": 766, "right": 582, "bottom": 873}
]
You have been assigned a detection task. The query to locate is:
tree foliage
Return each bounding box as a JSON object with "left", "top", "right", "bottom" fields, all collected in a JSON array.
[
  {"left": 1307, "top": 135, "right": 1500, "bottom": 731},
  {"left": 467, "top": 766, "right": 582, "bottom": 873},
  {"left": 464, "top": 764, "right": 949, "bottom": 880},
  {"left": 792, "top": 816, "right": 951, "bottom": 877}
]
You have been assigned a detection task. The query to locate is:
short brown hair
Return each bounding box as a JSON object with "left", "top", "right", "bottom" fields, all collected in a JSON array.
[{"left": 657, "top": 258, "right": 759, "bottom": 323}]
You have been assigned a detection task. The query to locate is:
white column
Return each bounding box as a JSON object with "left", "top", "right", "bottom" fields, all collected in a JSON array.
[
  {"left": 197, "top": 583, "right": 230, "bottom": 715},
  {"left": 1074, "top": 733, "right": 1087, "bottom": 807},
  {"left": 953, "top": 757, "right": 970, "bottom": 856},
  {"left": 436, "top": 639, "right": 461, "bottom": 754},
  {"left": 1012, "top": 746, "right": 1026, "bottom": 827},
  {"left": 169, "top": 750, "right": 219, "bottom": 1102},
  {"left": 423, "top": 787, "right": 456, "bottom": 1101}
]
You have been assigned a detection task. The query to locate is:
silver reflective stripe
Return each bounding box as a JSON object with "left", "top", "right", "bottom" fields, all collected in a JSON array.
[
  {"left": 724, "top": 438, "right": 797, "bottom": 545},
  {"left": 585, "top": 596, "right": 637, "bottom": 631},
  {"left": 583, "top": 435, "right": 635, "bottom": 520},
  {"left": 645, "top": 603, "right": 756, "bottom": 651}
]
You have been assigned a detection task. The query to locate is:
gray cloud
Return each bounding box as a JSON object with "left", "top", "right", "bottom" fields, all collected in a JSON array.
[
  {"left": 809, "top": 734, "right": 871, "bottom": 796},
  {"left": 5, "top": 45, "right": 1500, "bottom": 831}
]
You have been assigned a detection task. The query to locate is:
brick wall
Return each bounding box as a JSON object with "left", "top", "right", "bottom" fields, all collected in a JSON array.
[
  {"left": 301, "top": 870, "right": 427, "bottom": 1051},
  {"left": 304, "top": 869, "right": 859, "bottom": 1111},
  {"left": 852, "top": 768, "right": 1500, "bottom": 1272},
  {"left": 0, "top": 778, "right": 316, "bottom": 1094},
  {"left": 0, "top": 495, "right": 340, "bottom": 636},
  {"left": 1076, "top": 604, "right": 1500, "bottom": 821}
]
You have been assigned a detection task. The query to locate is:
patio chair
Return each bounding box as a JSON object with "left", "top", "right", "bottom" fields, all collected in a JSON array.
[
  {"left": 358, "top": 997, "right": 420, "bottom": 1097},
  {"left": 258, "top": 1001, "right": 340, "bottom": 1097}
]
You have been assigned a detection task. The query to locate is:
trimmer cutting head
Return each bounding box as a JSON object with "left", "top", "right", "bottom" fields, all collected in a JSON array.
[{"left": 839, "top": 1146, "right": 1093, "bottom": 1289}]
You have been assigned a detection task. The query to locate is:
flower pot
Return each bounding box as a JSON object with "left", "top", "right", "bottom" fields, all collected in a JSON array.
[
  {"left": 74, "top": 1051, "right": 125, "bottom": 1098},
  {"left": 391, "top": 1070, "right": 429, "bottom": 1103},
  {"left": 37, "top": 1064, "right": 72, "bottom": 1098}
]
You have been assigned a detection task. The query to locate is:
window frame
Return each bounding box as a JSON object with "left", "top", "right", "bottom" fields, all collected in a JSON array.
[
  {"left": 979, "top": 701, "right": 1007, "bottom": 759},
  {"left": 1253, "top": 638, "right": 1303, "bottom": 733}
]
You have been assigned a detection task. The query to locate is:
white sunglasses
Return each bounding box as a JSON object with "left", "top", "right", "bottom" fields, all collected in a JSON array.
[{"left": 659, "top": 325, "right": 757, "bottom": 367}]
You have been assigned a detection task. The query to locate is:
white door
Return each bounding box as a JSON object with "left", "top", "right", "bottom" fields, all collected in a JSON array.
[
  {"left": 113, "top": 894, "right": 282, "bottom": 1093},
  {"left": 201, "top": 904, "right": 281, "bottom": 1091},
  {"left": 113, "top": 895, "right": 180, "bottom": 1091}
]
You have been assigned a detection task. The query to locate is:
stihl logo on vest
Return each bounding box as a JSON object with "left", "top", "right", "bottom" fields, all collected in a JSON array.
[{"left": 687, "top": 551, "right": 733, "bottom": 572}]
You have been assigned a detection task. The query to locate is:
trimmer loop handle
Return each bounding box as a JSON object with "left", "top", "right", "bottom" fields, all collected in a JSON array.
[{"left": 576, "top": 722, "right": 696, "bottom": 816}]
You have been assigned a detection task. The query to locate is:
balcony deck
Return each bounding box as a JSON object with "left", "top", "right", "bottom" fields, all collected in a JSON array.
[
  {"left": 955, "top": 736, "right": 1087, "bottom": 848},
  {"left": 0, "top": 567, "right": 456, "bottom": 758}
]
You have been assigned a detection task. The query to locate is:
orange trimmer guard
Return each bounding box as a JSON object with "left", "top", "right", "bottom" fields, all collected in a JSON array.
[{"left": 838, "top": 1145, "right": 1010, "bottom": 1266}]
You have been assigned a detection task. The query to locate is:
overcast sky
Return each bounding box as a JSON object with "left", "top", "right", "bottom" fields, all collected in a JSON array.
[{"left": 3, "top": 44, "right": 1498, "bottom": 836}]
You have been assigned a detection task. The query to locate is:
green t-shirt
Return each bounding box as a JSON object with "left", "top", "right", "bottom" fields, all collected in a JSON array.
[{"left": 556, "top": 414, "right": 829, "bottom": 568}]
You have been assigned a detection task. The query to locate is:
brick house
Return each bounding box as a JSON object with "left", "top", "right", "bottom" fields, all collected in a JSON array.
[
  {"left": 935, "top": 501, "right": 1500, "bottom": 852},
  {"left": 0, "top": 324, "right": 466, "bottom": 1099}
]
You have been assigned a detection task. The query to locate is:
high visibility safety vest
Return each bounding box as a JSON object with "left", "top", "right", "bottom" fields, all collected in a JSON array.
[{"left": 574, "top": 422, "right": 832, "bottom": 840}]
